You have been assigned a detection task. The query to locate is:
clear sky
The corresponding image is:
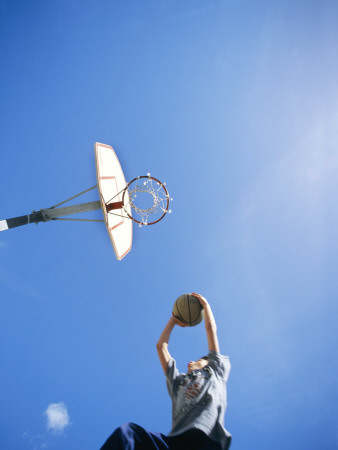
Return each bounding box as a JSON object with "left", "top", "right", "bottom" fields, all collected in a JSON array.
[{"left": 1, "top": 1, "right": 338, "bottom": 449}]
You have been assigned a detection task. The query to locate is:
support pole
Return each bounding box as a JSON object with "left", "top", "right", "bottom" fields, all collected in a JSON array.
[
  {"left": 0, "top": 211, "right": 45, "bottom": 231},
  {"left": 0, "top": 186, "right": 104, "bottom": 232},
  {"left": 43, "top": 201, "right": 101, "bottom": 219}
]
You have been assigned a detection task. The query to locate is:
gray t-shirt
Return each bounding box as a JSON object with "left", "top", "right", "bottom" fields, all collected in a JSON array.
[{"left": 166, "top": 350, "right": 231, "bottom": 449}]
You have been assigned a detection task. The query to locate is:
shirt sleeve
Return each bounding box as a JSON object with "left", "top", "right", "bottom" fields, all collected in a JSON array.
[
  {"left": 208, "top": 350, "right": 231, "bottom": 382},
  {"left": 166, "top": 358, "right": 179, "bottom": 399}
]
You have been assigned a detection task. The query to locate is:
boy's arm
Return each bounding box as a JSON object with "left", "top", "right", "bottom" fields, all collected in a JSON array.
[
  {"left": 156, "top": 315, "right": 186, "bottom": 373},
  {"left": 191, "top": 292, "right": 220, "bottom": 353}
]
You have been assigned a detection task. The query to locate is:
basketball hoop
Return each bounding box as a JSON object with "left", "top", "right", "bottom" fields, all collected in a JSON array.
[
  {"left": 106, "top": 174, "right": 172, "bottom": 226},
  {"left": 0, "top": 143, "right": 172, "bottom": 260}
]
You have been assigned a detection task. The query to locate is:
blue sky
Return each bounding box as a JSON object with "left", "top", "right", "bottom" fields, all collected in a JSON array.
[{"left": 1, "top": 1, "right": 338, "bottom": 449}]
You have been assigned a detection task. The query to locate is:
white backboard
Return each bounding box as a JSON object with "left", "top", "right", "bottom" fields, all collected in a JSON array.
[{"left": 95, "top": 143, "right": 132, "bottom": 260}]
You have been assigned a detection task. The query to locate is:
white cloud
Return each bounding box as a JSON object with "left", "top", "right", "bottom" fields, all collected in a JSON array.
[
  {"left": 44, "top": 403, "right": 70, "bottom": 433},
  {"left": 23, "top": 402, "right": 71, "bottom": 448}
]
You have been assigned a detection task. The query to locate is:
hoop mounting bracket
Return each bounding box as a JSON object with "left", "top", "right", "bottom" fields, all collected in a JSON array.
[{"left": 106, "top": 201, "right": 124, "bottom": 212}]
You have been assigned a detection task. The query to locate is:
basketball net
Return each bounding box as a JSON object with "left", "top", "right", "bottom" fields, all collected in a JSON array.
[{"left": 124, "top": 175, "right": 172, "bottom": 226}]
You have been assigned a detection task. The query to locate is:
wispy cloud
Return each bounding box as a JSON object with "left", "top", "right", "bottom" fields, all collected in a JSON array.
[
  {"left": 0, "top": 266, "right": 46, "bottom": 301},
  {"left": 23, "top": 431, "right": 48, "bottom": 450},
  {"left": 45, "top": 402, "right": 71, "bottom": 433}
]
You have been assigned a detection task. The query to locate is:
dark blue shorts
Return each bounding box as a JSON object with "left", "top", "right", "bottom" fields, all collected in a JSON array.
[{"left": 100, "top": 422, "right": 224, "bottom": 450}]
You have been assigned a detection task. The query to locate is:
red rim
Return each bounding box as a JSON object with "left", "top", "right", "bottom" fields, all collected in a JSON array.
[{"left": 122, "top": 176, "right": 170, "bottom": 225}]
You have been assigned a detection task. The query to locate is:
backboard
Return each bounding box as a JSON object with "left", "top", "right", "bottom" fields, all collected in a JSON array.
[{"left": 95, "top": 142, "right": 132, "bottom": 260}]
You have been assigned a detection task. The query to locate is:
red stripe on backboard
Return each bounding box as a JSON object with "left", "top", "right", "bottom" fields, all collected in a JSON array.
[{"left": 110, "top": 223, "right": 121, "bottom": 231}]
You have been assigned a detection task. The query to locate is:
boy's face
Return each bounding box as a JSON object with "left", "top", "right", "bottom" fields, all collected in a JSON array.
[{"left": 187, "top": 358, "right": 208, "bottom": 373}]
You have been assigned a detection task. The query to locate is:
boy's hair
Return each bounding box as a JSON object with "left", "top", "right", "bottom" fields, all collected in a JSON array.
[{"left": 200, "top": 356, "right": 209, "bottom": 362}]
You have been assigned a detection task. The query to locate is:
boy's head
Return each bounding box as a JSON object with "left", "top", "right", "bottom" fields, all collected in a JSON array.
[{"left": 187, "top": 356, "right": 209, "bottom": 373}]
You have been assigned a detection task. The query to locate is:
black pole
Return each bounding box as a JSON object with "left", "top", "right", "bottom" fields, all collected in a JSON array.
[{"left": 2, "top": 211, "right": 46, "bottom": 231}]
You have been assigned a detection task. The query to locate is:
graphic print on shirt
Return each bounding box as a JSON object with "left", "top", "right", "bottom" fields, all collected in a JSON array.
[
  {"left": 185, "top": 374, "right": 206, "bottom": 400},
  {"left": 174, "top": 369, "right": 211, "bottom": 419}
]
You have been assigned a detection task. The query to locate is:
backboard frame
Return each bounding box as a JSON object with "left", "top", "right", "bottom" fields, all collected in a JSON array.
[{"left": 95, "top": 142, "right": 132, "bottom": 260}]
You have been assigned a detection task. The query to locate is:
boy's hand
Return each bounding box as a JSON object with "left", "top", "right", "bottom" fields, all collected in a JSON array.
[
  {"left": 191, "top": 292, "right": 209, "bottom": 308},
  {"left": 171, "top": 313, "right": 188, "bottom": 327}
]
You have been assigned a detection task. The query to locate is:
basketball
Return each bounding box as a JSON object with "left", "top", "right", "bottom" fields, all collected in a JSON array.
[{"left": 173, "top": 294, "right": 204, "bottom": 327}]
